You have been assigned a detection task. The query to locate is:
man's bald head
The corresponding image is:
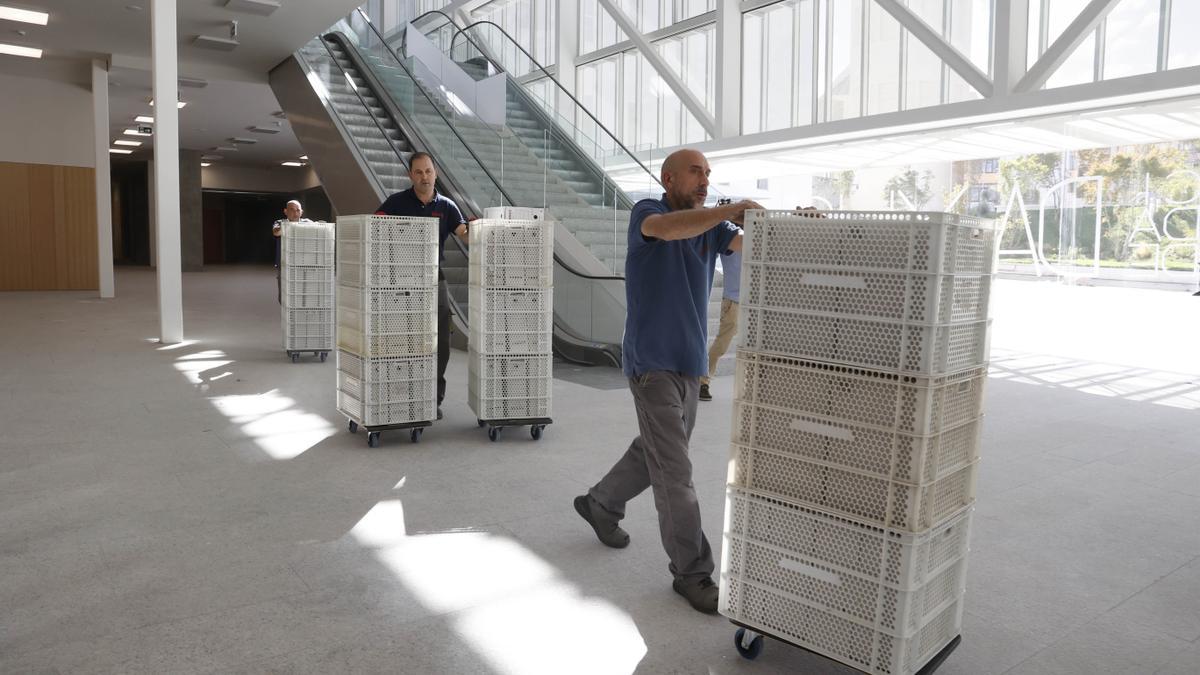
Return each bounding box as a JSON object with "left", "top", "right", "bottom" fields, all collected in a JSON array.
[{"left": 660, "top": 149, "right": 711, "bottom": 210}]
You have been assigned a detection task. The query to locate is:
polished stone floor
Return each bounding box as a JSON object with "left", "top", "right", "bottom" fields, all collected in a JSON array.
[{"left": 1, "top": 267, "right": 1198, "bottom": 674}]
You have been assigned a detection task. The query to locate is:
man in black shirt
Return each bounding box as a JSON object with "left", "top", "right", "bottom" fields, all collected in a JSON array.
[{"left": 375, "top": 152, "right": 467, "bottom": 419}]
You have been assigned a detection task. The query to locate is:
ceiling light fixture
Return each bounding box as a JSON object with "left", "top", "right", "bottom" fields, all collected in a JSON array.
[
  {"left": 149, "top": 99, "right": 186, "bottom": 109},
  {"left": 135, "top": 115, "right": 154, "bottom": 123},
  {"left": 280, "top": 161, "right": 304, "bottom": 167},
  {"left": 0, "top": 42, "right": 41, "bottom": 58},
  {"left": 114, "top": 140, "right": 142, "bottom": 146},
  {"left": 201, "top": 154, "right": 222, "bottom": 161},
  {"left": 109, "top": 148, "right": 133, "bottom": 155},
  {"left": 123, "top": 128, "right": 151, "bottom": 136},
  {"left": 299, "top": 155, "right": 308, "bottom": 160},
  {"left": 248, "top": 125, "right": 280, "bottom": 134},
  {"left": 200, "top": 162, "right": 211, "bottom": 167},
  {"left": 0, "top": 6, "right": 49, "bottom": 25}
]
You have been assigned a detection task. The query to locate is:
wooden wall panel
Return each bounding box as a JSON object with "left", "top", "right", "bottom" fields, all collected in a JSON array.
[{"left": 0, "top": 161, "right": 97, "bottom": 291}]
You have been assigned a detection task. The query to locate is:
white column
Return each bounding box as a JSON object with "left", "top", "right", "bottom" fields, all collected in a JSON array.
[
  {"left": 994, "top": 0, "right": 1030, "bottom": 95},
  {"left": 151, "top": 0, "right": 183, "bottom": 343},
  {"left": 555, "top": 0, "right": 578, "bottom": 121},
  {"left": 714, "top": 0, "right": 741, "bottom": 138},
  {"left": 92, "top": 59, "right": 115, "bottom": 298}
]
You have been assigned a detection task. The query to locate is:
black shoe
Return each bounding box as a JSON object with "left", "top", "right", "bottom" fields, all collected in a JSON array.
[
  {"left": 437, "top": 407, "right": 443, "bottom": 420},
  {"left": 699, "top": 384, "right": 712, "bottom": 401},
  {"left": 573, "top": 495, "right": 630, "bottom": 549},
  {"left": 673, "top": 576, "right": 719, "bottom": 614}
]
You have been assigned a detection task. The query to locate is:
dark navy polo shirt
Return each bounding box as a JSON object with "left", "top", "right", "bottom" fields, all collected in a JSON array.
[
  {"left": 622, "top": 195, "right": 741, "bottom": 379},
  {"left": 375, "top": 188, "right": 466, "bottom": 263}
]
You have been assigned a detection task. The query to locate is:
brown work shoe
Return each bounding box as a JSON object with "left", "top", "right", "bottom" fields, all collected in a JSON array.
[
  {"left": 673, "top": 576, "right": 719, "bottom": 614},
  {"left": 574, "top": 495, "right": 630, "bottom": 549}
]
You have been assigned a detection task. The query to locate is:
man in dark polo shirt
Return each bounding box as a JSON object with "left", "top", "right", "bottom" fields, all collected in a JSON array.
[
  {"left": 375, "top": 151, "right": 467, "bottom": 419},
  {"left": 574, "top": 148, "right": 763, "bottom": 614}
]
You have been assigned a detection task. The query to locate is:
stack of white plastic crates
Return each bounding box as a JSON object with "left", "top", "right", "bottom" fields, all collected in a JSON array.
[
  {"left": 281, "top": 221, "right": 335, "bottom": 362},
  {"left": 468, "top": 208, "right": 553, "bottom": 442},
  {"left": 335, "top": 215, "right": 439, "bottom": 446},
  {"left": 720, "top": 210, "right": 996, "bottom": 674}
]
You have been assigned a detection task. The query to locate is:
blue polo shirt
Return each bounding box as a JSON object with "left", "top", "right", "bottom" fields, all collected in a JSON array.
[
  {"left": 622, "top": 195, "right": 741, "bottom": 378},
  {"left": 375, "top": 187, "right": 466, "bottom": 264}
]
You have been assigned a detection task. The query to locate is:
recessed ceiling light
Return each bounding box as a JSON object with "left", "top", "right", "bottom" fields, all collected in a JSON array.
[
  {"left": 149, "top": 99, "right": 186, "bottom": 109},
  {"left": 299, "top": 155, "right": 308, "bottom": 160},
  {"left": 126, "top": 4, "right": 143, "bottom": 11},
  {"left": 201, "top": 154, "right": 222, "bottom": 160},
  {"left": 0, "top": 42, "right": 41, "bottom": 58},
  {"left": 229, "top": 137, "right": 256, "bottom": 145},
  {"left": 123, "top": 128, "right": 151, "bottom": 136},
  {"left": 224, "top": 0, "right": 280, "bottom": 16},
  {"left": 200, "top": 162, "right": 211, "bottom": 167},
  {"left": 248, "top": 125, "right": 280, "bottom": 134},
  {"left": 109, "top": 148, "right": 134, "bottom": 155},
  {"left": 0, "top": 6, "right": 48, "bottom": 25},
  {"left": 281, "top": 161, "right": 304, "bottom": 167},
  {"left": 114, "top": 139, "right": 142, "bottom": 146},
  {"left": 134, "top": 115, "right": 154, "bottom": 123}
]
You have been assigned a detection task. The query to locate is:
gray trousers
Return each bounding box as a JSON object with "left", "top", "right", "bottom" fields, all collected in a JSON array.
[{"left": 589, "top": 370, "right": 714, "bottom": 581}]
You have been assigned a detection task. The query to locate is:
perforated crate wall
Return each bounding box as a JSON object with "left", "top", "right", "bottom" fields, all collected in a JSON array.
[
  {"left": 741, "top": 263, "right": 991, "bottom": 325},
  {"left": 743, "top": 210, "right": 996, "bottom": 276},
  {"left": 337, "top": 370, "right": 437, "bottom": 406},
  {"left": 468, "top": 287, "right": 553, "bottom": 331},
  {"left": 337, "top": 389, "right": 434, "bottom": 426},
  {"left": 468, "top": 217, "right": 554, "bottom": 289},
  {"left": 723, "top": 488, "right": 971, "bottom": 591},
  {"left": 281, "top": 221, "right": 335, "bottom": 268},
  {"left": 468, "top": 351, "right": 552, "bottom": 420},
  {"left": 337, "top": 285, "right": 437, "bottom": 315},
  {"left": 282, "top": 307, "right": 333, "bottom": 351},
  {"left": 468, "top": 259, "right": 554, "bottom": 289},
  {"left": 337, "top": 214, "right": 439, "bottom": 246},
  {"left": 285, "top": 334, "right": 334, "bottom": 351},
  {"left": 337, "top": 351, "right": 436, "bottom": 383},
  {"left": 285, "top": 266, "right": 334, "bottom": 283},
  {"left": 468, "top": 326, "right": 553, "bottom": 355},
  {"left": 735, "top": 351, "right": 986, "bottom": 437},
  {"left": 738, "top": 306, "right": 990, "bottom": 376},
  {"left": 728, "top": 443, "right": 976, "bottom": 532},
  {"left": 720, "top": 574, "right": 963, "bottom": 675},
  {"left": 338, "top": 261, "right": 439, "bottom": 289}
]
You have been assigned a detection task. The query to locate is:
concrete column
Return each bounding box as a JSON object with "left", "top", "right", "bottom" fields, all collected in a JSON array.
[
  {"left": 714, "top": 0, "right": 742, "bottom": 138},
  {"left": 152, "top": 0, "right": 183, "bottom": 342},
  {"left": 92, "top": 59, "right": 115, "bottom": 298},
  {"left": 994, "top": 0, "right": 1031, "bottom": 95},
  {"left": 179, "top": 149, "right": 203, "bottom": 272},
  {"left": 555, "top": 0, "right": 578, "bottom": 119}
]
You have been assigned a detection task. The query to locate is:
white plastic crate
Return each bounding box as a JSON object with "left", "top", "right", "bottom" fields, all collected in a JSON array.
[
  {"left": 735, "top": 351, "right": 986, "bottom": 437},
  {"left": 285, "top": 266, "right": 334, "bottom": 283},
  {"left": 743, "top": 210, "right": 996, "bottom": 276},
  {"left": 468, "top": 218, "right": 554, "bottom": 289},
  {"left": 732, "top": 400, "right": 981, "bottom": 485},
  {"left": 723, "top": 487, "right": 972, "bottom": 591},
  {"left": 282, "top": 307, "right": 333, "bottom": 350},
  {"left": 483, "top": 206, "right": 546, "bottom": 221},
  {"left": 285, "top": 334, "right": 332, "bottom": 350},
  {"left": 282, "top": 221, "right": 335, "bottom": 268},
  {"left": 283, "top": 293, "right": 333, "bottom": 310},
  {"left": 721, "top": 573, "right": 963, "bottom": 675},
  {"left": 738, "top": 305, "right": 990, "bottom": 376},
  {"left": 468, "top": 351, "right": 553, "bottom": 420},
  {"left": 337, "top": 369, "right": 436, "bottom": 405},
  {"left": 337, "top": 214, "right": 439, "bottom": 247},
  {"left": 468, "top": 287, "right": 553, "bottom": 331},
  {"left": 728, "top": 443, "right": 976, "bottom": 532},
  {"left": 338, "top": 285, "right": 437, "bottom": 315},
  {"left": 337, "top": 350, "right": 436, "bottom": 383},
  {"left": 741, "top": 263, "right": 992, "bottom": 325},
  {"left": 337, "top": 389, "right": 434, "bottom": 427},
  {"left": 468, "top": 326, "right": 553, "bottom": 355}
]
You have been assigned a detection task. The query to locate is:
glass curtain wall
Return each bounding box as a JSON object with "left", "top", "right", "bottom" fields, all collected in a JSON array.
[{"left": 470, "top": 0, "right": 558, "bottom": 67}]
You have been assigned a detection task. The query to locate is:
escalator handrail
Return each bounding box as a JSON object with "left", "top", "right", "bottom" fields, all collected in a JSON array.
[
  {"left": 445, "top": 18, "right": 663, "bottom": 193},
  {"left": 347, "top": 11, "right": 626, "bottom": 284},
  {"left": 342, "top": 9, "right": 520, "bottom": 211},
  {"left": 307, "top": 35, "right": 412, "bottom": 191}
]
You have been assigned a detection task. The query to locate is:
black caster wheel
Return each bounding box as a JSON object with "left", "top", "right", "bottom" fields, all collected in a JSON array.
[
  {"left": 348, "top": 420, "right": 358, "bottom": 434},
  {"left": 290, "top": 353, "right": 299, "bottom": 363},
  {"left": 410, "top": 427, "right": 423, "bottom": 443},
  {"left": 734, "top": 628, "right": 764, "bottom": 660},
  {"left": 531, "top": 425, "right": 543, "bottom": 440},
  {"left": 477, "top": 419, "right": 486, "bottom": 428},
  {"left": 487, "top": 426, "right": 500, "bottom": 442},
  {"left": 367, "top": 431, "right": 380, "bottom": 448},
  {"left": 319, "top": 352, "right": 328, "bottom": 362}
]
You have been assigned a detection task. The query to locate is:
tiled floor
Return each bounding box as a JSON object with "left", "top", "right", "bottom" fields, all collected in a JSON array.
[{"left": 2, "top": 267, "right": 1198, "bottom": 674}]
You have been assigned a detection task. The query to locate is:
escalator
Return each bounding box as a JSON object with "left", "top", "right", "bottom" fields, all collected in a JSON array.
[{"left": 270, "top": 12, "right": 623, "bottom": 366}]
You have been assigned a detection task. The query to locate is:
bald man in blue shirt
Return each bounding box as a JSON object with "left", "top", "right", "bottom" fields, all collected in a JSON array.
[{"left": 574, "top": 149, "right": 762, "bottom": 614}]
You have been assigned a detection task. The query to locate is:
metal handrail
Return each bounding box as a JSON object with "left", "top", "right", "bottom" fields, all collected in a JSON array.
[
  {"left": 345, "top": 8, "right": 518, "bottom": 210},
  {"left": 350, "top": 10, "right": 625, "bottom": 283},
  {"left": 310, "top": 35, "right": 412, "bottom": 185},
  {"left": 448, "top": 18, "right": 663, "bottom": 191}
]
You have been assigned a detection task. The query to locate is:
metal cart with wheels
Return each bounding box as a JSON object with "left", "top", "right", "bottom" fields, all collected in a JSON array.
[
  {"left": 730, "top": 622, "right": 961, "bottom": 674},
  {"left": 476, "top": 416, "right": 552, "bottom": 442},
  {"left": 286, "top": 349, "right": 329, "bottom": 363},
  {"left": 347, "top": 418, "right": 432, "bottom": 446}
]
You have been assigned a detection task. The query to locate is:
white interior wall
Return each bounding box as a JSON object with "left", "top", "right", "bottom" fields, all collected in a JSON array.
[
  {"left": 0, "top": 73, "right": 96, "bottom": 167},
  {"left": 201, "top": 164, "right": 321, "bottom": 194}
]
